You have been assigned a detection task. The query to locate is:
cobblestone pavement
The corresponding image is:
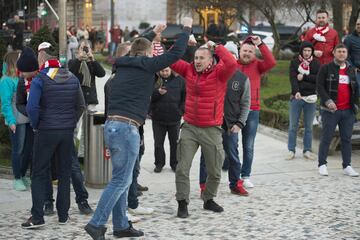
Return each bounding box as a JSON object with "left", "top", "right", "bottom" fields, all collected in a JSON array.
[
  {"left": 0, "top": 73, "right": 359, "bottom": 240},
  {"left": 0, "top": 174, "right": 359, "bottom": 240}
]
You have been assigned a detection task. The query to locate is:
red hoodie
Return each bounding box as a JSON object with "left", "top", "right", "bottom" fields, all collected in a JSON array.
[{"left": 237, "top": 44, "right": 276, "bottom": 111}]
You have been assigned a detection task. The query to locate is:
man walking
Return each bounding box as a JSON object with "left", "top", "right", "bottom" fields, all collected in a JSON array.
[
  {"left": 172, "top": 41, "right": 238, "bottom": 218},
  {"left": 304, "top": 9, "right": 339, "bottom": 65},
  {"left": 317, "top": 44, "right": 359, "bottom": 177},
  {"left": 21, "top": 42, "right": 85, "bottom": 228},
  {"left": 85, "top": 18, "right": 193, "bottom": 240}
]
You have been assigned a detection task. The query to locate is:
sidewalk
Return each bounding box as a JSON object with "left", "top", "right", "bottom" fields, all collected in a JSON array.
[{"left": 0, "top": 120, "right": 359, "bottom": 239}]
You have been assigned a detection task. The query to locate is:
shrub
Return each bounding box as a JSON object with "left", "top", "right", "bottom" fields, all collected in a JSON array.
[{"left": 29, "top": 25, "right": 58, "bottom": 55}]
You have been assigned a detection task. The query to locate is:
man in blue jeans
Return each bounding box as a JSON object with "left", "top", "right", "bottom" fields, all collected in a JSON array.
[
  {"left": 85, "top": 18, "right": 192, "bottom": 240},
  {"left": 317, "top": 44, "right": 359, "bottom": 177},
  {"left": 21, "top": 42, "right": 85, "bottom": 228},
  {"left": 199, "top": 41, "right": 250, "bottom": 196},
  {"left": 237, "top": 36, "right": 276, "bottom": 188}
]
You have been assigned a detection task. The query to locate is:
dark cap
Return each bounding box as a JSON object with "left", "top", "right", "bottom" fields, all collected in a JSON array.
[{"left": 16, "top": 47, "right": 39, "bottom": 72}]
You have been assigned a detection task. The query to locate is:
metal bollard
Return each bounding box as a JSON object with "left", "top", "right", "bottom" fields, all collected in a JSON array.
[{"left": 84, "top": 111, "right": 112, "bottom": 188}]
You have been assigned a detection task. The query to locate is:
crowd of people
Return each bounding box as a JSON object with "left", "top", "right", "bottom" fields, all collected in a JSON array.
[{"left": 0, "top": 7, "right": 359, "bottom": 240}]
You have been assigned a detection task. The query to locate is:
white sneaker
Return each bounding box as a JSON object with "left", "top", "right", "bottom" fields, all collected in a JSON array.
[
  {"left": 126, "top": 212, "right": 141, "bottom": 223},
  {"left": 286, "top": 151, "right": 295, "bottom": 160},
  {"left": 303, "top": 151, "right": 315, "bottom": 160},
  {"left": 128, "top": 206, "right": 154, "bottom": 215},
  {"left": 318, "top": 164, "right": 328, "bottom": 176},
  {"left": 243, "top": 178, "right": 254, "bottom": 188},
  {"left": 343, "top": 166, "right": 359, "bottom": 177}
]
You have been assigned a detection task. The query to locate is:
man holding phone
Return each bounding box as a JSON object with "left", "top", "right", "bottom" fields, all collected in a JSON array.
[{"left": 150, "top": 67, "right": 186, "bottom": 173}]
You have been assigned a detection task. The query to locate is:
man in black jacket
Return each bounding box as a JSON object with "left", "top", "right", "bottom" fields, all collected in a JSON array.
[
  {"left": 317, "top": 43, "right": 359, "bottom": 177},
  {"left": 85, "top": 18, "right": 193, "bottom": 240},
  {"left": 344, "top": 18, "right": 360, "bottom": 96},
  {"left": 151, "top": 67, "right": 185, "bottom": 172}
]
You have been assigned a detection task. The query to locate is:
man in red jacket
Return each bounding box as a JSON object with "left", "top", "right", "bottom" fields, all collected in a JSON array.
[
  {"left": 304, "top": 9, "right": 339, "bottom": 65},
  {"left": 171, "top": 41, "right": 237, "bottom": 218},
  {"left": 237, "top": 35, "right": 276, "bottom": 189}
]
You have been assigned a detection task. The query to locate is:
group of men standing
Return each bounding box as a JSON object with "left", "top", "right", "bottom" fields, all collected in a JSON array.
[{"left": 14, "top": 7, "right": 359, "bottom": 240}]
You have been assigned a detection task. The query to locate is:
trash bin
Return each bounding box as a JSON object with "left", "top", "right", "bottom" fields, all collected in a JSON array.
[{"left": 84, "top": 111, "right": 112, "bottom": 188}]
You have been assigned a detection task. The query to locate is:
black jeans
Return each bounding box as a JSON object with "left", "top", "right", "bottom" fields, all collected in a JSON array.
[
  {"left": 318, "top": 109, "right": 355, "bottom": 168},
  {"left": 31, "top": 129, "right": 74, "bottom": 222},
  {"left": 152, "top": 121, "right": 180, "bottom": 169},
  {"left": 45, "top": 141, "right": 89, "bottom": 204}
]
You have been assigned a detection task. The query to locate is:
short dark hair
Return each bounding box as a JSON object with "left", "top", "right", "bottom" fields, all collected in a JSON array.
[
  {"left": 316, "top": 9, "right": 329, "bottom": 16},
  {"left": 333, "top": 43, "right": 348, "bottom": 52},
  {"left": 130, "top": 37, "right": 152, "bottom": 57}
]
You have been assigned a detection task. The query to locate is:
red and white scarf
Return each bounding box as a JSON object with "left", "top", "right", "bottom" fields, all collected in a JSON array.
[
  {"left": 202, "top": 61, "right": 214, "bottom": 74},
  {"left": 39, "top": 59, "right": 61, "bottom": 71},
  {"left": 152, "top": 42, "right": 164, "bottom": 56},
  {"left": 313, "top": 24, "right": 329, "bottom": 42},
  {"left": 298, "top": 55, "right": 313, "bottom": 75}
]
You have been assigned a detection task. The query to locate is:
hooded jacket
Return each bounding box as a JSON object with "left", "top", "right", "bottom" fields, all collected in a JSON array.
[
  {"left": 289, "top": 41, "right": 321, "bottom": 97},
  {"left": 237, "top": 44, "right": 276, "bottom": 111},
  {"left": 0, "top": 63, "right": 28, "bottom": 126},
  {"left": 171, "top": 45, "right": 238, "bottom": 127}
]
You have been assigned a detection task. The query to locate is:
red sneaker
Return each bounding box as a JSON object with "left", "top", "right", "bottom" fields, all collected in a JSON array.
[
  {"left": 230, "top": 180, "right": 249, "bottom": 196},
  {"left": 200, "top": 183, "right": 206, "bottom": 198}
]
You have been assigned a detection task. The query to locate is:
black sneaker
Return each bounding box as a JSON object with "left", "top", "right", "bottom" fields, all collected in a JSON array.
[
  {"left": 44, "top": 202, "right": 55, "bottom": 216},
  {"left": 203, "top": 199, "right": 224, "bottom": 213},
  {"left": 154, "top": 166, "right": 162, "bottom": 173},
  {"left": 177, "top": 200, "right": 189, "bottom": 218},
  {"left": 137, "top": 183, "right": 148, "bottom": 192},
  {"left": 113, "top": 221, "right": 144, "bottom": 238},
  {"left": 78, "top": 201, "right": 94, "bottom": 215},
  {"left": 21, "top": 217, "right": 45, "bottom": 229},
  {"left": 59, "top": 215, "right": 69, "bottom": 225},
  {"left": 84, "top": 223, "right": 107, "bottom": 240}
]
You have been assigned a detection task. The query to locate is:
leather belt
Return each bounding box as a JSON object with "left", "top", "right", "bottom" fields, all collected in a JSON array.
[{"left": 107, "top": 115, "right": 141, "bottom": 128}]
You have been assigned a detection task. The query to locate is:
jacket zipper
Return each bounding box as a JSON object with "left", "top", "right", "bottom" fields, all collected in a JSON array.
[{"left": 195, "top": 74, "right": 200, "bottom": 125}]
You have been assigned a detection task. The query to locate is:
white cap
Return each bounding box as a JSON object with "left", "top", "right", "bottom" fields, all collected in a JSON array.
[
  {"left": 38, "top": 42, "right": 52, "bottom": 52},
  {"left": 224, "top": 41, "right": 239, "bottom": 59}
]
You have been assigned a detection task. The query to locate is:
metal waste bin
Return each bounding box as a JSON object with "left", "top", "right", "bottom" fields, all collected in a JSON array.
[{"left": 84, "top": 111, "right": 112, "bottom": 188}]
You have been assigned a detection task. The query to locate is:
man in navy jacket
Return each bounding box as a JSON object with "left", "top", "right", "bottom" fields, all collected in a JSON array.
[{"left": 21, "top": 42, "right": 85, "bottom": 229}]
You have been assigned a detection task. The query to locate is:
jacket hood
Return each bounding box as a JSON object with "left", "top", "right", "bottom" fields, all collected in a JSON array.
[
  {"left": 2, "top": 63, "right": 8, "bottom": 76},
  {"left": 299, "top": 41, "right": 314, "bottom": 58}
]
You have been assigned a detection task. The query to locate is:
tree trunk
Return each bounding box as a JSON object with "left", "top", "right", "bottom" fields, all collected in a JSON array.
[
  {"left": 267, "top": 14, "right": 281, "bottom": 59},
  {"left": 348, "top": 0, "right": 360, "bottom": 33},
  {"left": 331, "top": 0, "right": 344, "bottom": 40}
]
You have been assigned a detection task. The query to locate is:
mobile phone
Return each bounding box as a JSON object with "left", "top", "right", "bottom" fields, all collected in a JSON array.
[{"left": 83, "top": 46, "right": 89, "bottom": 53}]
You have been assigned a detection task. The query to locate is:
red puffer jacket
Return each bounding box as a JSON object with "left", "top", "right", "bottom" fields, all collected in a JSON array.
[{"left": 171, "top": 45, "right": 237, "bottom": 127}]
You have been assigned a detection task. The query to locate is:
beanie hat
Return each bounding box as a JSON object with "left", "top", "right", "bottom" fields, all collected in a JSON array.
[
  {"left": 224, "top": 41, "right": 239, "bottom": 59},
  {"left": 16, "top": 47, "right": 39, "bottom": 72}
]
